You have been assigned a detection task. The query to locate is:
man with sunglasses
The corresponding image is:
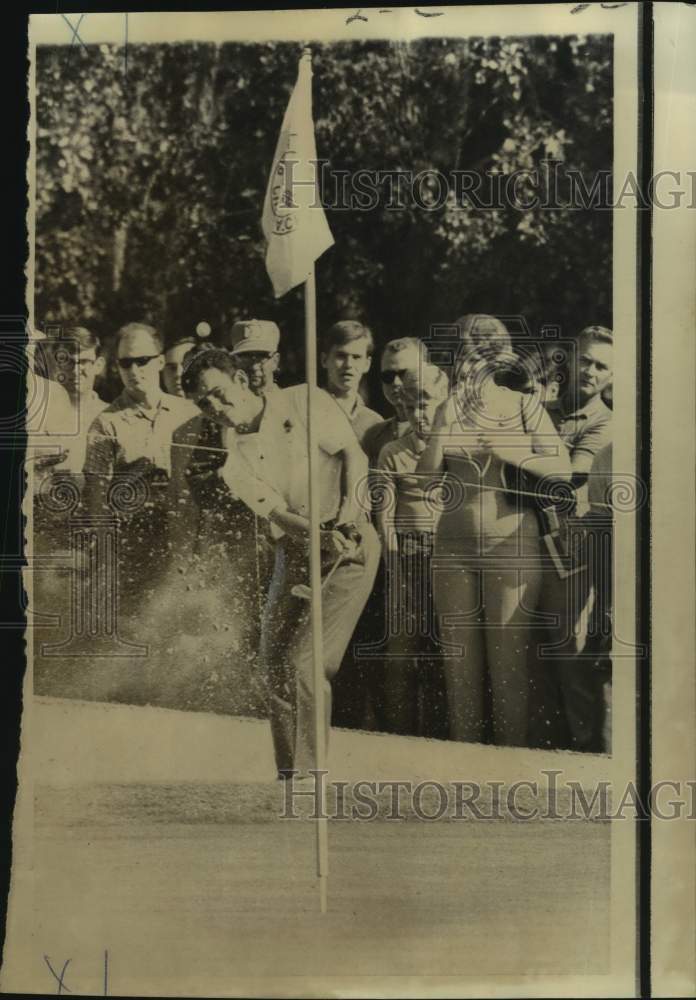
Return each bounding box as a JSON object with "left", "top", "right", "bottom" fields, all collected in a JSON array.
[
  {"left": 362, "top": 337, "right": 429, "bottom": 466},
  {"left": 83, "top": 322, "right": 197, "bottom": 619},
  {"left": 333, "top": 336, "right": 429, "bottom": 732}
]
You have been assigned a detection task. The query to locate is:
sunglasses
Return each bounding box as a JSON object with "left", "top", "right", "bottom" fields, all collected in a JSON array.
[
  {"left": 118, "top": 355, "right": 160, "bottom": 370},
  {"left": 380, "top": 369, "right": 409, "bottom": 385}
]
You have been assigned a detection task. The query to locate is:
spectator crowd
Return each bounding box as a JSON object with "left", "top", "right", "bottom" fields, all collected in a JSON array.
[{"left": 29, "top": 312, "right": 615, "bottom": 772}]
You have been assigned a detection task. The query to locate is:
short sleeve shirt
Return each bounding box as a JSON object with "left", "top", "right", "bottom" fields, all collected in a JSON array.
[
  {"left": 321, "top": 390, "right": 383, "bottom": 452},
  {"left": 362, "top": 415, "right": 410, "bottom": 467},
  {"left": 546, "top": 393, "right": 612, "bottom": 463},
  {"left": 84, "top": 389, "right": 198, "bottom": 480},
  {"left": 52, "top": 391, "right": 109, "bottom": 475},
  {"left": 220, "top": 384, "right": 354, "bottom": 529},
  {"left": 376, "top": 430, "right": 437, "bottom": 533}
]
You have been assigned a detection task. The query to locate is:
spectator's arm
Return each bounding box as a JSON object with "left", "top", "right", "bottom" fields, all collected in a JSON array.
[
  {"left": 336, "top": 436, "right": 368, "bottom": 527},
  {"left": 415, "top": 398, "right": 450, "bottom": 476},
  {"left": 569, "top": 419, "right": 613, "bottom": 486}
]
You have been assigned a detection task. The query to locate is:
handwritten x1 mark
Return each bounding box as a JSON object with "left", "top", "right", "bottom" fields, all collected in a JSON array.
[
  {"left": 44, "top": 955, "right": 72, "bottom": 994},
  {"left": 61, "top": 14, "right": 88, "bottom": 49},
  {"left": 346, "top": 9, "right": 368, "bottom": 24}
]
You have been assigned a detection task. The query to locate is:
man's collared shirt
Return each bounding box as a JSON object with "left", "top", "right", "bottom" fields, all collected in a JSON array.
[
  {"left": 84, "top": 388, "right": 197, "bottom": 479},
  {"left": 52, "top": 390, "right": 109, "bottom": 475},
  {"left": 30, "top": 375, "right": 83, "bottom": 496},
  {"left": 220, "top": 385, "right": 354, "bottom": 531},
  {"left": 323, "top": 389, "right": 383, "bottom": 452},
  {"left": 362, "top": 414, "right": 410, "bottom": 467},
  {"left": 546, "top": 392, "right": 612, "bottom": 462}
]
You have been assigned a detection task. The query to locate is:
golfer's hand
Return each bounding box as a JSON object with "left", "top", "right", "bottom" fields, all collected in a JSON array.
[
  {"left": 123, "top": 455, "right": 159, "bottom": 480},
  {"left": 186, "top": 455, "right": 222, "bottom": 483},
  {"left": 320, "top": 529, "right": 350, "bottom": 559}
]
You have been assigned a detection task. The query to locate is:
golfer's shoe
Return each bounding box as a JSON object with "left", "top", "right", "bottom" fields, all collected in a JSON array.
[{"left": 277, "top": 768, "right": 314, "bottom": 784}]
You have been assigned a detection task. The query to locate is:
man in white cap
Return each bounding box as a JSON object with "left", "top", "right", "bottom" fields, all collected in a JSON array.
[{"left": 224, "top": 319, "right": 281, "bottom": 398}]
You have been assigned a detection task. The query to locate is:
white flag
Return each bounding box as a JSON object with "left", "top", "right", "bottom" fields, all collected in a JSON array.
[{"left": 261, "top": 51, "right": 334, "bottom": 298}]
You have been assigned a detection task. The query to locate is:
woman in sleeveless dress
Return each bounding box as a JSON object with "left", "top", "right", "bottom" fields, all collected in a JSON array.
[{"left": 416, "top": 315, "right": 571, "bottom": 746}]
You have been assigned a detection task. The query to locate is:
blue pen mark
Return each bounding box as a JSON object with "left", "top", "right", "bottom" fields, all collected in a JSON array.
[
  {"left": 63, "top": 13, "right": 128, "bottom": 81},
  {"left": 61, "top": 14, "right": 87, "bottom": 49}
]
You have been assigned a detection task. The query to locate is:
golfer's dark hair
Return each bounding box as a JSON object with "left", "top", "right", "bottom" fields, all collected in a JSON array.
[
  {"left": 115, "top": 322, "right": 164, "bottom": 354},
  {"left": 181, "top": 346, "right": 236, "bottom": 397},
  {"left": 322, "top": 320, "right": 374, "bottom": 357},
  {"left": 165, "top": 334, "right": 197, "bottom": 353}
]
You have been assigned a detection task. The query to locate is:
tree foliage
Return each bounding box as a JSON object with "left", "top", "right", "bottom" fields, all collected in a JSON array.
[{"left": 36, "top": 34, "right": 612, "bottom": 392}]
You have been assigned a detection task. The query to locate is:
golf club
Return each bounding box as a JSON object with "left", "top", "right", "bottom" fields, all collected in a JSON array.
[{"left": 290, "top": 553, "right": 344, "bottom": 601}]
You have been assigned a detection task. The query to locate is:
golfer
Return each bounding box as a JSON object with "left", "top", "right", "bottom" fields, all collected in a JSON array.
[{"left": 181, "top": 349, "right": 380, "bottom": 778}]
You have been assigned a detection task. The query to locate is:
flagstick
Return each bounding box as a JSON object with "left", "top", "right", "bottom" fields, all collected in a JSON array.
[{"left": 304, "top": 266, "right": 329, "bottom": 914}]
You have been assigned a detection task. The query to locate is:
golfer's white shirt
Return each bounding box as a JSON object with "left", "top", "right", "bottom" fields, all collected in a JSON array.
[{"left": 220, "top": 385, "right": 354, "bottom": 534}]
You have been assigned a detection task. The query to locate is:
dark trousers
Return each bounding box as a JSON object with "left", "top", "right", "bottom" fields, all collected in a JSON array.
[
  {"left": 528, "top": 522, "right": 612, "bottom": 753},
  {"left": 383, "top": 534, "right": 448, "bottom": 739}
]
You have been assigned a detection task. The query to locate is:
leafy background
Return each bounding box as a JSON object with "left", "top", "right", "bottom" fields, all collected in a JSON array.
[{"left": 35, "top": 34, "right": 612, "bottom": 404}]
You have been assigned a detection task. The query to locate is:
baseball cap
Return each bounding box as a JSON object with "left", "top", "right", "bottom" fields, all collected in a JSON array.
[{"left": 227, "top": 319, "right": 280, "bottom": 356}]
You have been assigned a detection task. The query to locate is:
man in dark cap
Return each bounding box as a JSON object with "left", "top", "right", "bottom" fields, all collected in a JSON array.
[{"left": 224, "top": 319, "right": 282, "bottom": 398}]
